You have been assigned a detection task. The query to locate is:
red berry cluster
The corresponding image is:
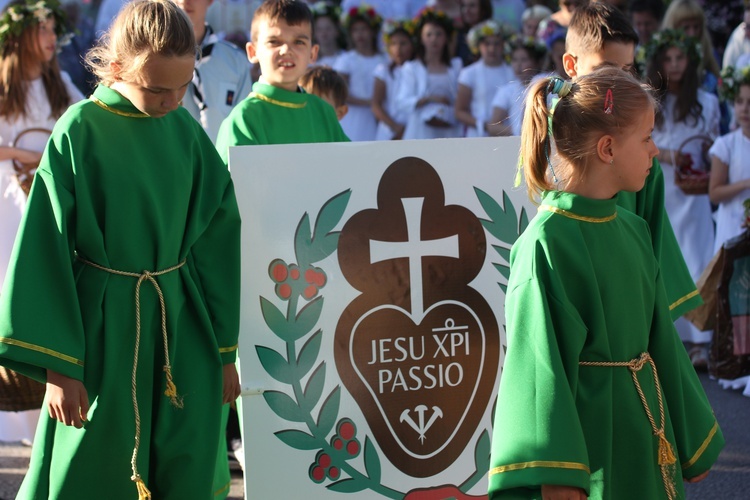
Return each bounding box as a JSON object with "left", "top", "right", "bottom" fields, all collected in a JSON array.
[
  {"left": 308, "top": 450, "right": 340, "bottom": 483},
  {"left": 268, "top": 259, "right": 327, "bottom": 301},
  {"left": 330, "top": 418, "right": 360, "bottom": 458}
]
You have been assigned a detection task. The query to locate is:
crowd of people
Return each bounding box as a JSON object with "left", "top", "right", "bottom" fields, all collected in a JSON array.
[{"left": 0, "top": 0, "right": 745, "bottom": 498}]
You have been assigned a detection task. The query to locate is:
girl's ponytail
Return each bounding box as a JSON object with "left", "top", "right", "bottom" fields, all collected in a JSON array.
[{"left": 520, "top": 76, "right": 554, "bottom": 200}]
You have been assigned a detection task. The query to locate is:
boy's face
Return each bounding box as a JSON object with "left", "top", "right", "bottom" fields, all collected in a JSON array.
[
  {"left": 175, "top": 0, "right": 213, "bottom": 33},
  {"left": 247, "top": 19, "right": 318, "bottom": 92},
  {"left": 319, "top": 93, "right": 348, "bottom": 121},
  {"left": 563, "top": 40, "right": 635, "bottom": 79}
]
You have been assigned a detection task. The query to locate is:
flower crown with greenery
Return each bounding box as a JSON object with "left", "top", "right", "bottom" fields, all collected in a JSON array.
[
  {"left": 381, "top": 19, "right": 416, "bottom": 45},
  {"left": 341, "top": 3, "right": 382, "bottom": 32},
  {"left": 0, "top": 0, "right": 72, "bottom": 51},
  {"left": 507, "top": 34, "right": 547, "bottom": 61},
  {"left": 639, "top": 28, "right": 702, "bottom": 70},
  {"left": 310, "top": 1, "right": 341, "bottom": 22},
  {"left": 718, "top": 65, "right": 750, "bottom": 102},
  {"left": 466, "top": 19, "right": 512, "bottom": 55},
  {"left": 414, "top": 7, "right": 454, "bottom": 37}
]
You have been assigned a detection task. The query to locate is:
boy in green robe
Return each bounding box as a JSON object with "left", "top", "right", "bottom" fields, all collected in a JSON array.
[
  {"left": 561, "top": 2, "right": 701, "bottom": 320},
  {"left": 215, "top": 0, "right": 349, "bottom": 163}
]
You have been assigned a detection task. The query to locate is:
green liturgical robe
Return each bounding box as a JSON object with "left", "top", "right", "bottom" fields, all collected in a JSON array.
[
  {"left": 215, "top": 81, "right": 349, "bottom": 162},
  {"left": 489, "top": 192, "right": 723, "bottom": 500},
  {"left": 0, "top": 85, "right": 241, "bottom": 499},
  {"left": 618, "top": 159, "right": 701, "bottom": 319}
]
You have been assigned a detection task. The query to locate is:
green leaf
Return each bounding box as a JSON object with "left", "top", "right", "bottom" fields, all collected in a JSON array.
[
  {"left": 313, "top": 190, "right": 351, "bottom": 242},
  {"left": 520, "top": 207, "right": 530, "bottom": 234},
  {"left": 316, "top": 386, "right": 341, "bottom": 437},
  {"left": 293, "top": 297, "right": 324, "bottom": 339},
  {"left": 263, "top": 390, "right": 306, "bottom": 422},
  {"left": 302, "top": 362, "right": 326, "bottom": 411},
  {"left": 260, "top": 297, "right": 289, "bottom": 340},
  {"left": 274, "top": 429, "right": 319, "bottom": 450},
  {"left": 473, "top": 430, "right": 491, "bottom": 471},
  {"left": 295, "top": 213, "right": 313, "bottom": 267},
  {"left": 297, "top": 329, "right": 322, "bottom": 376},
  {"left": 493, "top": 262, "right": 510, "bottom": 280},
  {"left": 492, "top": 244, "right": 510, "bottom": 263},
  {"left": 475, "top": 188, "right": 520, "bottom": 245},
  {"left": 307, "top": 233, "right": 340, "bottom": 264},
  {"left": 499, "top": 282, "right": 507, "bottom": 294},
  {"left": 327, "top": 478, "right": 367, "bottom": 493},
  {"left": 363, "top": 436, "right": 381, "bottom": 483},
  {"left": 256, "top": 346, "right": 293, "bottom": 384}
]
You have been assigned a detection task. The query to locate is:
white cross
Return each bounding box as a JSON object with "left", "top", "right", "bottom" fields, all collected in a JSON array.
[{"left": 369, "top": 197, "right": 459, "bottom": 322}]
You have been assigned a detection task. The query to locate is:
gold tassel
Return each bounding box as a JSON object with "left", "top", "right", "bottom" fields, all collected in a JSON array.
[
  {"left": 133, "top": 476, "right": 152, "bottom": 500},
  {"left": 657, "top": 431, "right": 677, "bottom": 465},
  {"left": 163, "top": 366, "right": 184, "bottom": 408}
]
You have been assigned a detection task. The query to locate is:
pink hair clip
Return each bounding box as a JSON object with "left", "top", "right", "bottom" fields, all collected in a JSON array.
[{"left": 604, "top": 88, "right": 614, "bottom": 115}]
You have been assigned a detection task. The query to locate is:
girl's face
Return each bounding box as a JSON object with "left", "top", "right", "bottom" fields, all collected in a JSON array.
[
  {"left": 522, "top": 18, "right": 540, "bottom": 38},
  {"left": 387, "top": 32, "right": 414, "bottom": 66},
  {"left": 350, "top": 20, "right": 374, "bottom": 53},
  {"left": 611, "top": 108, "right": 659, "bottom": 193},
  {"left": 314, "top": 16, "right": 338, "bottom": 48},
  {"left": 511, "top": 47, "right": 539, "bottom": 83},
  {"left": 421, "top": 23, "right": 448, "bottom": 57},
  {"left": 663, "top": 46, "right": 688, "bottom": 86},
  {"left": 112, "top": 54, "right": 194, "bottom": 117},
  {"left": 35, "top": 17, "right": 58, "bottom": 64},
  {"left": 461, "top": 0, "right": 482, "bottom": 26},
  {"left": 735, "top": 85, "right": 750, "bottom": 133},
  {"left": 479, "top": 35, "right": 504, "bottom": 66},
  {"left": 677, "top": 18, "right": 702, "bottom": 39}
]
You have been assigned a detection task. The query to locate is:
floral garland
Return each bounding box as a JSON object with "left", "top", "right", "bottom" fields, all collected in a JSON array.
[
  {"left": 0, "top": 0, "right": 72, "bottom": 50},
  {"left": 413, "top": 6, "right": 454, "bottom": 37},
  {"left": 340, "top": 3, "right": 382, "bottom": 31},
  {"left": 638, "top": 28, "right": 702, "bottom": 70},
  {"left": 718, "top": 65, "right": 750, "bottom": 102},
  {"left": 310, "top": 1, "right": 340, "bottom": 21},
  {"left": 466, "top": 19, "right": 512, "bottom": 55},
  {"left": 507, "top": 34, "right": 547, "bottom": 61},
  {"left": 381, "top": 18, "right": 416, "bottom": 45}
]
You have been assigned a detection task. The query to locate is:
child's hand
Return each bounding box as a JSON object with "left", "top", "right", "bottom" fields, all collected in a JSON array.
[
  {"left": 685, "top": 470, "right": 709, "bottom": 483},
  {"left": 222, "top": 363, "right": 240, "bottom": 404},
  {"left": 13, "top": 148, "right": 42, "bottom": 165},
  {"left": 541, "top": 484, "right": 587, "bottom": 500},
  {"left": 46, "top": 370, "right": 89, "bottom": 428}
]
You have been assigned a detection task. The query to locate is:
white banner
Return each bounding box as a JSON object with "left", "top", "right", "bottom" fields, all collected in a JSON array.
[{"left": 231, "top": 137, "right": 533, "bottom": 499}]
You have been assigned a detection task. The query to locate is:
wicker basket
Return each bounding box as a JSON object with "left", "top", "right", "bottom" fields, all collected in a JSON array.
[
  {"left": 10, "top": 127, "right": 52, "bottom": 197},
  {"left": 0, "top": 366, "right": 46, "bottom": 411},
  {"left": 674, "top": 134, "right": 713, "bottom": 196}
]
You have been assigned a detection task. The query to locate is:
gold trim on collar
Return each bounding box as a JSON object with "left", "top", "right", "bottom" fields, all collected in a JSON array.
[
  {"left": 669, "top": 289, "right": 700, "bottom": 311},
  {"left": 218, "top": 344, "right": 238, "bottom": 354},
  {"left": 89, "top": 95, "right": 149, "bottom": 118},
  {"left": 250, "top": 91, "right": 306, "bottom": 109},
  {"left": 490, "top": 460, "right": 590, "bottom": 476},
  {"left": 682, "top": 420, "right": 719, "bottom": 469},
  {"left": 0, "top": 337, "right": 84, "bottom": 366},
  {"left": 539, "top": 204, "right": 617, "bottom": 223}
]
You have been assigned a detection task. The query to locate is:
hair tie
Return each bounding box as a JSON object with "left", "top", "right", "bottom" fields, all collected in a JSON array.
[{"left": 548, "top": 77, "right": 572, "bottom": 98}]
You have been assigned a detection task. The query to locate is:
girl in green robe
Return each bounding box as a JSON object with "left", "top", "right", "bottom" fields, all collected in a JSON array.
[
  {"left": 0, "top": 1, "right": 241, "bottom": 498},
  {"left": 488, "top": 68, "right": 723, "bottom": 499}
]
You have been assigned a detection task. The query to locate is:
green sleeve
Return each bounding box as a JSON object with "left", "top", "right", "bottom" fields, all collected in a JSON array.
[
  {"left": 0, "top": 131, "right": 85, "bottom": 383},
  {"left": 489, "top": 279, "right": 591, "bottom": 499},
  {"left": 648, "top": 270, "right": 724, "bottom": 479},
  {"left": 215, "top": 105, "right": 259, "bottom": 165}
]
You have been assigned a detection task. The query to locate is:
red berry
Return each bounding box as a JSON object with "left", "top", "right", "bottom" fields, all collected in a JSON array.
[
  {"left": 314, "top": 272, "right": 326, "bottom": 287},
  {"left": 346, "top": 440, "right": 359, "bottom": 456},
  {"left": 311, "top": 465, "right": 325, "bottom": 482},
  {"left": 303, "top": 285, "right": 317, "bottom": 299},
  {"left": 290, "top": 268, "right": 300, "bottom": 280},
  {"left": 328, "top": 467, "right": 340, "bottom": 480},
  {"left": 278, "top": 284, "right": 292, "bottom": 299},
  {"left": 304, "top": 268, "right": 316, "bottom": 283},
  {"left": 318, "top": 453, "right": 331, "bottom": 468},
  {"left": 332, "top": 437, "right": 343, "bottom": 450},
  {"left": 272, "top": 263, "right": 288, "bottom": 282},
  {"left": 339, "top": 421, "right": 355, "bottom": 441}
]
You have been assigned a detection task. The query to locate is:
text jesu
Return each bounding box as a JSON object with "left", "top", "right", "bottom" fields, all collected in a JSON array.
[{"left": 368, "top": 319, "right": 471, "bottom": 393}]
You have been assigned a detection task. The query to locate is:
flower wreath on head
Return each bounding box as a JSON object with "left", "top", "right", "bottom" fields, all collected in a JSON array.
[
  {"left": 718, "top": 65, "right": 750, "bottom": 102},
  {"left": 310, "top": 1, "right": 341, "bottom": 22},
  {"left": 413, "top": 7, "right": 454, "bottom": 37},
  {"left": 341, "top": 3, "right": 382, "bottom": 32},
  {"left": 638, "top": 28, "right": 702, "bottom": 75},
  {"left": 466, "top": 19, "right": 512, "bottom": 55},
  {"left": 0, "top": 0, "right": 72, "bottom": 51},
  {"left": 507, "top": 34, "right": 547, "bottom": 61},
  {"left": 381, "top": 18, "right": 416, "bottom": 45}
]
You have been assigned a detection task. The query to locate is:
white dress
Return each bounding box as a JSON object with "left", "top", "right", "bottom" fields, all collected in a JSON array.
[
  {"left": 0, "top": 72, "right": 83, "bottom": 443},
  {"left": 398, "top": 58, "right": 464, "bottom": 140},
  {"left": 652, "top": 90, "right": 719, "bottom": 344},
  {"left": 458, "top": 60, "right": 514, "bottom": 137},
  {"left": 490, "top": 80, "right": 524, "bottom": 136},
  {"left": 709, "top": 129, "right": 750, "bottom": 254},
  {"left": 373, "top": 62, "right": 408, "bottom": 141},
  {"left": 333, "top": 50, "right": 388, "bottom": 142}
]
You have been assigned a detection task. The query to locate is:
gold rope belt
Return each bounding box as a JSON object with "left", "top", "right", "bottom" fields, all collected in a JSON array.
[
  {"left": 77, "top": 255, "right": 186, "bottom": 500},
  {"left": 579, "top": 352, "right": 677, "bottom": 500}
]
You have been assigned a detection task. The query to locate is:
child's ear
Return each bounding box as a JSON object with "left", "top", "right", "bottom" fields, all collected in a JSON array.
[
  {"left": 109, "top": 61, "right": 123, "bottom": 81},
  {"left": 310, "top": 43, "right": 319, "bottom": 63},
  {"left": 246, "top": 42, "right": 258, "bottom": 64},
  {"left": 336, "top": 104, "right": 348, "bottom": 121},
  {"left": 562, "top": 52, "right": 577, "bottom": 79},
  {"left": 596, "top": 135, "right": 615, "bottom": 164}
]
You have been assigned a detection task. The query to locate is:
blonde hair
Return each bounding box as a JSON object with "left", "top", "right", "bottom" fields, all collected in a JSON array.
[
  {"left": 661, "top": 0, "right": 720, "bottom": 77},
  {"left": 520, "top": 67, "right": 656, "bottom": 200},
  {"left": 85, "top": 0, "right": 195, "bottom": 86}
]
